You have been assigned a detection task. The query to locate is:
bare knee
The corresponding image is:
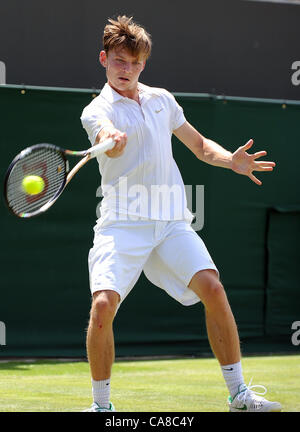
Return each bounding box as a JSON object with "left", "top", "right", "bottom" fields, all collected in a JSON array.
[
  {"left": 189, "top": 270, "right": 226, "bottom": 306},
  {"left": 90, "top": 290, "right": 120, "bottom": 328}
]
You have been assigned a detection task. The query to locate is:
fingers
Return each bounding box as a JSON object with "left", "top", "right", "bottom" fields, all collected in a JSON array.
[
  {"left": 252, "top": 151, "right": 267, "bottom": 160},
  {"left": 111, "top": 131, "right": 127, "bottom": 148},
  {"left": 111, "top": 132, "right": 127, "bottom": 155},
  {"left": 248, "top": 159, "right": 275, "bottom": 185},
  {"left": 249, "top": 173, "right": 262, "bottom": 186},
  {"left": 235, "top": 139, "right": 276, "bottom": 186},
  {"left": 254, "top": 161, "right": 276, "bottom": 171},
  {"left": 101, "top": 128, "right": 127, "bottom": 158},
  {"left": 256, "top": 166, "right": 274, "bottom": 172},
  {"left": 242, "top": 139, "right": 254, "bottom": 151},
  {"left": 105, "top": 140, "right": 127, "bottom": 157},
  {"left": 113, "top": 131, "right": 127, "bottom": 144}
]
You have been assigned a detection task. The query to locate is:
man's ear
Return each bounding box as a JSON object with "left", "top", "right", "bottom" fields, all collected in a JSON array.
[{"left": 99, "top": 50, "right": 107, "bottom": 67}]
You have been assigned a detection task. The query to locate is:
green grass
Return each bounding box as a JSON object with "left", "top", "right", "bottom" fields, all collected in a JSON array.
[{"left": 0, "top": 355, "right": 299, "bottom": 412}]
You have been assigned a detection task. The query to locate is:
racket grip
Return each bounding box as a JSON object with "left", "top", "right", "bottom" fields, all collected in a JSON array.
[{"left": 88, "top": 138, "right": 116, "bottom": 158}]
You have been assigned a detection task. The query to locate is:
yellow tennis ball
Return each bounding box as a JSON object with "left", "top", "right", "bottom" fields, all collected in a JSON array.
[{"left": 22, "top": 175, "right": 45, "bottom": 195}]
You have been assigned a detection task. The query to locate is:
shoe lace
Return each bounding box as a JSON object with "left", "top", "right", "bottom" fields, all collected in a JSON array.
[{"left": 237, "top": 378, "right": 268, "bottom": 409}]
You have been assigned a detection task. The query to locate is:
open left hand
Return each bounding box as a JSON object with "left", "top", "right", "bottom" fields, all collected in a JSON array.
[{"left": 231, "top": 139, "right": 276, "bottom": 186}]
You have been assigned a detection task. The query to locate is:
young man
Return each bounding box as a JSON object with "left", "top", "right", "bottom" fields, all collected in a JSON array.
[{"left": 80, "top": 15, "right": 281, "bottom": 412}]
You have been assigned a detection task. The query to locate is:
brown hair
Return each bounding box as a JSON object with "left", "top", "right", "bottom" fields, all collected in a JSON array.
[{"left": 103, "top": 15, "right": 152, "bottom": 60}]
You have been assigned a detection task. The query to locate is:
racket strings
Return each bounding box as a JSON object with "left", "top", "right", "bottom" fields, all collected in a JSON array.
[{"left": 6, "top": 147, "right": 66, "bottom": 216}]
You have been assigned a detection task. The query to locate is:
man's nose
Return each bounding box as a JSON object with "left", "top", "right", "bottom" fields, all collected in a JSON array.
[{"left": 122, "top": 62, "right": 131, "bottom": 72}]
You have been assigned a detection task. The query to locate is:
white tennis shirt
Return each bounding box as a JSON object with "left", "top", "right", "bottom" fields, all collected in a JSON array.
[{"left": 80, "top": 82, "right": 194, "bottom": 223}]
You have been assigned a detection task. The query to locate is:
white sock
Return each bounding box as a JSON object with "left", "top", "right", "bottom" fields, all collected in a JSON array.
[
  {"left": 221, "top": 361, "right": 245, "bottom": 398},
  {"left": 92, "top": 378, "right": 111, "bottom": 408}
]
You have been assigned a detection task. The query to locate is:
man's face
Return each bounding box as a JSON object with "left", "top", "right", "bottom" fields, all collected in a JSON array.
[{"left": 100, "top": 48, "right": 146, "bottom": 97}]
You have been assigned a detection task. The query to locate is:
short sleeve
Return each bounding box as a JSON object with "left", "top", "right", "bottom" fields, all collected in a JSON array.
[
  {"left": 166, "top": 91, "right": 186, "bottom": 131},
  {"left": 80, "top": 97, "right": 114, "bottom": 146}
]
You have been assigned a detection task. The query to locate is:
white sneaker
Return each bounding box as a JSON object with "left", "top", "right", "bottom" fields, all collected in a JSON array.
[
  {"left": 228, "top": 380, "right": 282, "bottom": 412},
  {"left": 83, "top": 402, "right": 116, "bottom": 412}
]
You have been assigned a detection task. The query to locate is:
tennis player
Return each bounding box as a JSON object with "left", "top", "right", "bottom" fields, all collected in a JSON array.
[{"left": 80, "top": 15, "right": 281, "bottom": 412}]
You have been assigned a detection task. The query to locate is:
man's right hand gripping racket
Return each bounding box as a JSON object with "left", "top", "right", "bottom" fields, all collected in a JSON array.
[{"left": 3, "top": 138, "right": 115, "bottom": 218}]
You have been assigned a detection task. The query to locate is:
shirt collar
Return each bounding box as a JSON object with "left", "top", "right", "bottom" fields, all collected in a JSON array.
[
  {"left": 100, "top": 83, "right": 124, "bottom": 103},
  {"left": 100, "top": 82, "right": 159, "bottom": 104}
]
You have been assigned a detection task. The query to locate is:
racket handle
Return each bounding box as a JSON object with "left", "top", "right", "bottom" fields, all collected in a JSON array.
[{"left": 88, "top": 138, "right": 116, "bottom": 159}]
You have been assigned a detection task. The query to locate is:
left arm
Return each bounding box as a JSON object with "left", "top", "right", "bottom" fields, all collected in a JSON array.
[{"left": 173, "top": 121, "right": 276, "bottom": 186}]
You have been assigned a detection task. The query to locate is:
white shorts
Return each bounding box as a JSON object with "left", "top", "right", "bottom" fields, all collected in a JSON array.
[{"left": 88, "top": 215, "right": 219, "bottom": 307}]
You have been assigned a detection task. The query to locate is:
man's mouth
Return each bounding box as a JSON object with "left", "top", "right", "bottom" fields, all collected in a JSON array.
[{"left": 119, "top": 77, "right": 129, "bottom": 82}]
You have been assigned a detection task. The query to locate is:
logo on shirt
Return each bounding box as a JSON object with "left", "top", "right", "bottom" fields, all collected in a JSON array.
[{"left": 155, "top": 108, "right": 163, "bottom": 114}]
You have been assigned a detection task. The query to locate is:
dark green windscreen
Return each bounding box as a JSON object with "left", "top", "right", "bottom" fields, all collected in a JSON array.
[{"left": 0, "top": 85, "right": 299, "bottom": 357}]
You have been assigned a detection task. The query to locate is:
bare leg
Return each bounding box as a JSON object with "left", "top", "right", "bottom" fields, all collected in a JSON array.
[
  {"left": 86, "top": 290, "right": 120, "bottom": 380},
  {"left": 189, "top": 270, "right": 240, "bottom": 365}
]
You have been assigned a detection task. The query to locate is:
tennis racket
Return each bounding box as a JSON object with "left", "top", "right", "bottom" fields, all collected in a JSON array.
[{"left": 4, "top": 138, "right": 115, "bottom": 218}]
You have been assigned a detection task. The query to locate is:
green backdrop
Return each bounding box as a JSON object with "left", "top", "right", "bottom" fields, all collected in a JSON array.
[{"left": 0, "top": 85, "right": 299, "bottom": 357}]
